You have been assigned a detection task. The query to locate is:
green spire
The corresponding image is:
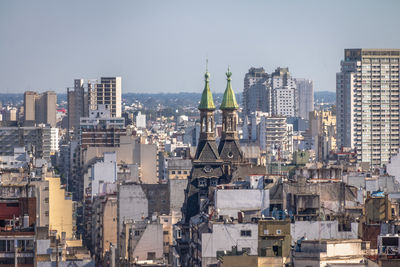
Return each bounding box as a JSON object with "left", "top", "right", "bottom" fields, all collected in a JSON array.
[
  {"left": 198, "top": 70, "right": 216, "bottom": 110},
  {"left": 220, "top": 67, "right": 238, "bottom": 110}
]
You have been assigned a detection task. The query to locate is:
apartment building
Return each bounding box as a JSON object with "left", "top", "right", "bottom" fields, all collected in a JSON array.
[
  {"left": 337, "top": 49, "right": 400, "bottom": 167},
  {"left": 24, "top": 91, "right": 57, "bottom": 127},
  {"left": 88, "top": 77, "right": 122, "bottom": 118},
  {"left": 243, "top": 67, "right": 271, "bottom": 116}
]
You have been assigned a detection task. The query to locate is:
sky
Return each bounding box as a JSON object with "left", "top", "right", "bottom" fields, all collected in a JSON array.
[{"left": 1, "top": 0, "right": 400, "bottom": 94}]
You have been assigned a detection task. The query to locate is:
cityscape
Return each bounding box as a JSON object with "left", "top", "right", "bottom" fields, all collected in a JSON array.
[{"left": 1, "top": 1, "right": 400, "bottom": 267}]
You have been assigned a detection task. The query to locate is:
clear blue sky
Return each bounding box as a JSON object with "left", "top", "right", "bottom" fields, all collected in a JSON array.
[{"left": 1, "top": 0, "right": 399, "bottom": 94}]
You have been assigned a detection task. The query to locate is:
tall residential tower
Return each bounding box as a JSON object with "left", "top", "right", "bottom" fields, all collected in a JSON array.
[
  {"left": 89, "top": 77, "right": 122, "bottom": 117},
  {"left": 296, "top": 78, "right": 314, "bottom": 120},
  {"left": 336, "top": 49, "right": 400, "bottom": 167},
  {"left": 243, "top": 67, "right": 271, "bottom": 117},
  {"left": 24, "top": 91, "right": 57, "bottom": 127}
]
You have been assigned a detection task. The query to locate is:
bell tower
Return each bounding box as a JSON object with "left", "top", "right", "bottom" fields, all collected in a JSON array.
[
  {"left": 183, "top": 70, "right": 224, "bottom": 223},
  {"left": 218, "top": 68, "right": 243, "bottom": 163}
]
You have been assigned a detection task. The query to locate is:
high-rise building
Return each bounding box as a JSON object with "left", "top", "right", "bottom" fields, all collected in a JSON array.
[
  {"left": 337, "top": 49, "right": 400, "bottom": 167},
  {"left": 0, "top": 126, "right": 52, "bottom": 162},
  {"left": 271, "top": 67, "right": 297, "bottom": 117},
  {"left": 24, "top": 91, "right": 37, "bottom": 122},
  {"left": 24, "top": 91, "right": 57, "bottom": 127},
  {"left": 68, "top": 79, "right": 89, "bottom": 131},
  {"left": 89, "top": 77, "right": 122, "bottom": 117},
  {"left": 243, "top": 68, "right": 271, "bottom": 117},
  {"left": 296, "top": 78, "right": 314, "bottom": 120}
]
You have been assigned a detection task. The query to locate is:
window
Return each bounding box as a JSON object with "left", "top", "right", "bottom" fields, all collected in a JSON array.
[
  {"left": 163, "top": 231, "right": 169, "bottom": 235},
  {"left": 240, "top": 230, "right": 251, "bottom": 237},
  {"left": 276, "top": 229, "right": 282, "bottom": 235},
  {"left": 134, "top": 230, "right": 140, "bottom": 236},
  {"left": 242, "top": 247, "right": 251, "bottom": 254},
  {"left": 176, "top": 230, "right": 182, "bottom": 239},
  {"left": 198, "top": 179, "right": 206, "bottom": 187},
  {"left": 273, "top": 245, "right": 282, "bottom": 256},
  {"left": 178, "top": 171, "right": 182, "bottom": 174},
  {"left": 0, "top": 240, "right": 6, "bottom": 252},
  {"left": 147, "top": 252, "right": 156, "bottom": 260},
  {"left": 171, "top": 171, "right": 176, "bottom": 174}
]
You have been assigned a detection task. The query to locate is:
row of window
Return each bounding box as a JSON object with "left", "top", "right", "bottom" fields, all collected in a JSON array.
[{"left": 170, "top": 170, "right": 188, "bottom": 175}]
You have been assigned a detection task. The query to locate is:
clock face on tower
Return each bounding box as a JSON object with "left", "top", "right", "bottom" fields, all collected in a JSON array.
[{"left": 203, "top": 165, "right": 212, "bottom": 173}]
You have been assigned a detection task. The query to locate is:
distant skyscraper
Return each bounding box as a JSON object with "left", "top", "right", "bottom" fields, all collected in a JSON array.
[
  {"left": 24, "top": 91, "right": 57, "bottom": 127},
  {"left": 271, "top": 67, "right": 297, "bottom": 117},
  {"left": 243, "top": 67, "right": 271, "bottom": 117},
  {"left": 68, "top": 79, "right": 89, "bottom": 131},
  {"left": 24, "top": 91, "right": 37, "bottom": 122},
  {"left": 296, "top": 78, "right": 314, "bottom": 120},
  {"left": 337, "top": 48, "right": 400, "bottom": 167},
  {"left": 89, "top": 77, "right": 122, "bottom": 117}
]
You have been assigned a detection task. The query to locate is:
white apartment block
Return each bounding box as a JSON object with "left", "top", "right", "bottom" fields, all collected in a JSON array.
[
  {"left": 259, "top": 114, "right": 293, "bottom": 160},
  {"left": 336, "top": 49, "right": 400, "bottom": 167},
  {"left": 271, "top": 67, "right": 298, "bottom": 117},
  {"left": 272, "top": 87, "right": 296, "bottom": 117},
  {"left": 50, "top": 127, "right": 59, "bottom": 153}
]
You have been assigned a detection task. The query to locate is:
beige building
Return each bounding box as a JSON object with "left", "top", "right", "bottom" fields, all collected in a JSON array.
[
  {"left": 24, "top": 91, "right": 57, "bottom": 127},
  {"left": 309, "top": 110, "right": 337, "bottom": 161},
  {"left": 292, "top": 239, "right": 370, "bottom": 266},
  {"left": 46, "top": 175, "right": 74, "bottom": 239},
  {"left": 92, "top": 194, "right": 117, "bottom": 264},
  {"left": 258, "top": 219, "right": 291, "bottom": 265},
  {"left": 88, "top": 77, "right": 122, "bottom": 117},
  {"left": 337, "top": 49, "right": 400, "bottom": 167}
]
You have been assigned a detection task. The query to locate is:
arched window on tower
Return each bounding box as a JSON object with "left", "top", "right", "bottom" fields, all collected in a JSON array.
[{"left": 227, "top": 117, "right": 232, "bottom": 131}]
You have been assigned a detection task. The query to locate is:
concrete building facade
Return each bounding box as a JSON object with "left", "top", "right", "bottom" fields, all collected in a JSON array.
[
  {"left": 336, "top": 49, "right": 400, "bottom": 167},
  {"left": 24, "top": 91, "right": 57, "bottom": 127},
  {"left": 243, "top": 67, "right": 271, "bottom": 116},
  {"left": 296, "top": 78, "right": 314, "bottom": 120},
  {"left": 88, "top": 77, "right": 122, "bottom": 118}
]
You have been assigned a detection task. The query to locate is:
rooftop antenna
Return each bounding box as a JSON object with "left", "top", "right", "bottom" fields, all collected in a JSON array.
[{"left": 206, "top": 58, "right": 208, "bottom": 72}]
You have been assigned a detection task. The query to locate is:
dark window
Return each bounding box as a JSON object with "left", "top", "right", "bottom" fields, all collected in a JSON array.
[
  {"left": 134, "top": 230, "right": 140, "bottom": 236},
  {"left": 273, "top": 245, "right": 282, "bottom": 256},
  {"left": 240, "top": 230, "right": 251, "bottom": 237},
  {"left": 0, "top": 240, "right": 6, "bottom": 252},
  {"left": 260, "top": 248, "right": 267, "bottom": 256},
  {"left": 147, "top": 252, "right": 156, "bottom": 260},
  {"left": 242, "top": 247, "right": 251, "bottom": 254}
]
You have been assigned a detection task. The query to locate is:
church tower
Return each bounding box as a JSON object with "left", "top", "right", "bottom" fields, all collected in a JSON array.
[
  {"left": 183, "top": 71, "right": 224, "bottom": 223},
  {"left": 218, "top": 69, "right": 244, "bottom": 166}
]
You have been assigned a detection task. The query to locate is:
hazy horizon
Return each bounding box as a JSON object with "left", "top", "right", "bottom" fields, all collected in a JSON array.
[{"left": 1, "top": 0, "right": 400, "bottom": 94}]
